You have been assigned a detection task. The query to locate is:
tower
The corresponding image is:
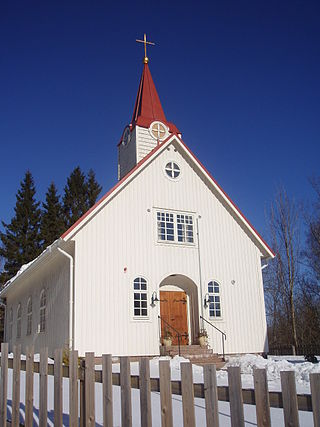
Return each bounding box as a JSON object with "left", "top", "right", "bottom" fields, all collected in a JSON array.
[{"left": 117, "top": 48, "right": 180, "bottom": 180}]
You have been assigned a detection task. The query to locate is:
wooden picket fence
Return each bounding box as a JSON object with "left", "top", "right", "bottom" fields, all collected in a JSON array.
[{"left": 0, "top": 343, "right": 320, "bottom": 427}]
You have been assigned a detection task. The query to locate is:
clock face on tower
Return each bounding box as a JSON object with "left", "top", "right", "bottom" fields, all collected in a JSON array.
[{"left": 122, "top": 127, "right": 131, "bottom": 146}]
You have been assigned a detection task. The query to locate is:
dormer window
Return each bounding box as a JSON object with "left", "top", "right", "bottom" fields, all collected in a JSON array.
[{"left": 150, "top": 121, "right": 167, "bottom": 141}]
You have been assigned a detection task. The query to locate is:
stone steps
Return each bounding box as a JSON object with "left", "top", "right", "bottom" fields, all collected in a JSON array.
[{"left": 160, "top": 345, "right": 225, "bottom": 369}]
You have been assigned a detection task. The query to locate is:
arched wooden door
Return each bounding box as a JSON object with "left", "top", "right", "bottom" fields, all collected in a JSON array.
[{"left": 160, "top": 290, "right": 189, "bottom": 345}]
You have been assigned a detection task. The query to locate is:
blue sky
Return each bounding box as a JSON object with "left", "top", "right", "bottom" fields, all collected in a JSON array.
[{"left": 1, "top": 0, "right": 319, "bottom": 242}]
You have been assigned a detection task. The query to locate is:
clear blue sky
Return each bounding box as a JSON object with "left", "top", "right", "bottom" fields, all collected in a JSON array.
[{"left": 1, "top": 0, "right": 319, "bottom": 242}]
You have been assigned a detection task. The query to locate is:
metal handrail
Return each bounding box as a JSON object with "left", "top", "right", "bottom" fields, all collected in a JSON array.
[
  {"left": 200, "top": 315, "right": 226, "bottom": 361},
  {"left": 158, "top": 315, "right": 186, "bottom": 357}
]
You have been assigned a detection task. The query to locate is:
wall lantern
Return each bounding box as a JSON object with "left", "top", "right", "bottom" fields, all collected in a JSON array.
[
  {"left": 151, "top": 291, "right": 159, "bottom": 307},
  {"left": 203, "top": 293, "right": 210, "bottom": 309}
]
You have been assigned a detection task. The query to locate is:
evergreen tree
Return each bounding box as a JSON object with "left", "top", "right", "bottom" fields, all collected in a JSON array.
[
  {"left": 86, "top": 169, "right": 102, "bottom": 208},
  {"left": 63, "top": 166, "right": 88, "bottom": 228},
  {"left": 0, "top": 171, "right": 42, "bottom": 285},
  {"left": 41, "top": 182, "right": 65, "bottom": 247}
]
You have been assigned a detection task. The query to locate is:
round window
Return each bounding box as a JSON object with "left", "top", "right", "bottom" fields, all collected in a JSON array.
[
  {"left": 165, "top": 162, "right": 180, "bottom": 179},
  {"left": 150, "top": 122, "right": 167, "bottom": 140}
]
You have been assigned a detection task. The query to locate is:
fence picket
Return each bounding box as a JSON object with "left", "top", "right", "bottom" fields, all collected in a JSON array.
[
  {"left": 280, "top": 370, "right": 299, "bottom": 427},
  {"left": 102, "top": 354, "right": 113, "bottom": 427},
  {"left": 181, "top": 362, "right": 196, "bottom": 427},
  {"left": 85, "top": 352, "right": 95, "bottom": 427},
  {"left": 12, "top": 345, "right": 21, "bottom": 427},
  {"left": 159, "top": 360, "right": 173, "bottom": 427},
  {"left": 120, "top": 356, "right": 132, "bottom": 427},
  {"left": 25, "top": 346, "right": 34, "bottom": 427},
  {"left": 253, "top": 368, "right": 271, "bottom": 427},
  {"left": 310, "top": 373, "right": 320, "bottom": 427},
  {"left": 39, "top": 347, "right": 48, "bottom": 426},
  {"left": 69, "top": 350, "right": 79, "bottom": 427},
  {"left": 54, "top": 349, "right": 63, "bottom": 427},
  {"left": 140, "top": 357, "right": 152, "bottom": 427},
  {"left": 0, "top": 342, "right": 8, "bottom": 427},
  {"left": 228, "top": 366, "right": 245, "bottom": 427},
  {"left": 204, "top": 364, "right": 219, "bottom": 427}
]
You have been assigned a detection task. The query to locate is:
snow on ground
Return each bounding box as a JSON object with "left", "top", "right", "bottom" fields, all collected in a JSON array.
[{"left": 4, "top": 354, "right": 317, "bottom": 426}]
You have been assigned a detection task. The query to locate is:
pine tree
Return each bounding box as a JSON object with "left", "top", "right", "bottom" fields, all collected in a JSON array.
[
  {"left": 0, "top": 171, "right": 42, "bottom": 285},
  {"left": 41, "top": 182, "right": 65, "bottom": 247},
  {"left": 63, "top": 166, "right": 89, "bottom": 228},
  {"left": 86, "top": 169, "right": 102, "bottom": 208}
]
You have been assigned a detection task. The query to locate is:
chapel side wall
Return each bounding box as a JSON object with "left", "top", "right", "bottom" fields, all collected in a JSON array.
[
  {"left": 5, "top": 254, "right": 69, "bottom": 356},
  {"left": 72, "top": 142, "right": 268, "bottom": 356}
]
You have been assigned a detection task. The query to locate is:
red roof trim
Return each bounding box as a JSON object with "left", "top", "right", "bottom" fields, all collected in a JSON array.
[{"left": 63, "top": 134, "right": 274, "bottom": 257}]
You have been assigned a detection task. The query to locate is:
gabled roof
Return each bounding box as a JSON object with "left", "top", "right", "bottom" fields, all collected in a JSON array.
[
  {"left": 62, "top": 134, "right": 275, "bottom": 259},
  {"left": 1, "top": 134, "right": 274, "bottom": 294},
  {"left": 130, "top": 62, "right": 180, "bottom": 134}
]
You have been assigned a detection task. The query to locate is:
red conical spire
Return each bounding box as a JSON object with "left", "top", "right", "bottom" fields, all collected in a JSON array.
[{"left": 130, "top": 63, "right": 179, "bottom": 133}]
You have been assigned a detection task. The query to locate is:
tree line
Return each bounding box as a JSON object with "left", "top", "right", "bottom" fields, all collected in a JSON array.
[
  {"left": 0, "top": 167, "right": 102, "bottom": 286},
  {"left": 264, "top": 180, "right": 320, "bottom": 354}
]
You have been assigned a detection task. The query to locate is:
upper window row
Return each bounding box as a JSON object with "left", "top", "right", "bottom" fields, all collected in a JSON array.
[
  {"left": 8, "top": 289, "right": 47, "bottom": 341},
  {"left": 157, "top": 211, "right": 194, "bottom": 244}
]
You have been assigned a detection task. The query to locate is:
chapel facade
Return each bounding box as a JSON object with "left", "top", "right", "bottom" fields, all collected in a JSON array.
[{"left": 1, "top": 50, "right": 274, "bottom": 357}]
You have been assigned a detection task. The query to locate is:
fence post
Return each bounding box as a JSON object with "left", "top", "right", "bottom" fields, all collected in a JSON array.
[
  {"left": 280, "top": 370, "right": 299, "bottom": 427},
  {"left": 85, "top": 352, "right": 95, "bottom": 427},
  {"left": 140, "top": 357, "right": 152, "bottom": 427},
  {"left": 310, "top": 373, "right": 320, "bottom": 427},
  {"left": 203, "top": 364, "right": 219, "bottom": 427},
  {"left": 12, "top": 345, "right": 21, "bottom": 427},
  {"left": 39, "top": 347, "right": 48, "bottom": 426},
  {"left": 159, "top": 360, "right": 173, "bottom": 427},
  {"left": 120, "top": 356, "right": 132, "bottom": 427},
  {"left": 54, "top": 348, "right": 63, "bottom": 427},
  {"left": 0, "top": 342, "right": 8, "bottom": 427},
  {"left": 102, "top": 354, "right": 113, "bottom": 427},
  {"left": 181, "top": 362, "right": 196, "bottom": 427},
  {"left": 228, "top": 366, "right": 245, "bottom": 427},
  {"left": 25, "top": 345, "right": 34, "bottom": 427},
  {"left": 80, "top": 358, "right": 85, "bottom": 427},
  {"left": 69, "top": 350, "right": 79, "bottom": 427},
  {"left": 253, "top": 368, "right": 271, "bottom": 427}
]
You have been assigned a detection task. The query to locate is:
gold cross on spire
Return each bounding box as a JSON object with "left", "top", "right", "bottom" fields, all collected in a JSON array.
[{"left": 136, "top": 33, "right": 155, "bottom": 64}]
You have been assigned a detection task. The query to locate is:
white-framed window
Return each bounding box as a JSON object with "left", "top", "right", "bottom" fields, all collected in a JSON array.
[
  {"left": 177, "top": 214, "right": 194, "bottom": 243},
  {"left": 157, "top": 212, "right": 174, "bottom": 242},
  {"left": 133, "top": 277, "right": 148, "bottom": 318},
  {"left": 40, "top": 289, "right": 46, "bottom": 332},
  {"left": 208, "top": 281, "right": 222, "bottom": 318},
  {"left": 16, "top": 304, "right": 22, "bottom": 339},
  {"left": 165, "top": 162, "right": 180, "bottom": 179},
  {"left": 156, "top": 210, "right": 194, "bottom": 244},
  {"left": 8, "top": 308, "right": 13, "bottom": 341},
  {"left": 27, "top": 297, "right": 32, "bottom": 335}
]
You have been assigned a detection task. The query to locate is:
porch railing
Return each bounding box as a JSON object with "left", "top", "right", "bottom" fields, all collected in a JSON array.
[
  {"left": 158, "top": 315, "right": 186, "bottom": 357},
  {"left": 200, "top": 315, "right": 226, "bottom": 361}
]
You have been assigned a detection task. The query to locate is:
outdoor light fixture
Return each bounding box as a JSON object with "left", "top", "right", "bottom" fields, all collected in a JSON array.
[
  {"left": 151, "top": 291, "right": 159, "bottom": 307},
  {"left": 203, "top": 293, "right": 210, "bottom": 309}
]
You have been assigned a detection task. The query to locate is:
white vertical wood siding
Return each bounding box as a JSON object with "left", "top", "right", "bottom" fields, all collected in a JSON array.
[
  {"left": 5, "top": 254, "right": 69, "bottom": 356},
  {"left": 72, "top": 140, "right": 268, "bottom": 356}
]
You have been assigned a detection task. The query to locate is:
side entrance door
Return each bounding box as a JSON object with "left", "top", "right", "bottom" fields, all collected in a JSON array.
[{"left": 160, "top": 290, "right": 189, "bottom": 345}]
